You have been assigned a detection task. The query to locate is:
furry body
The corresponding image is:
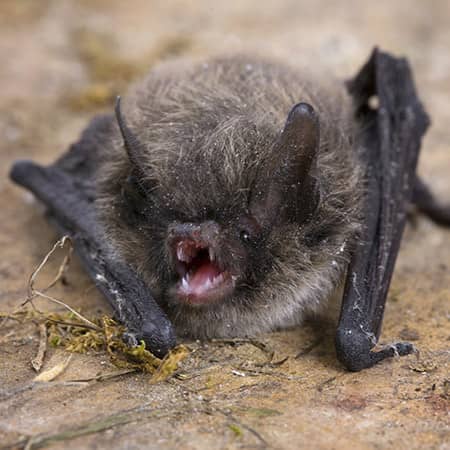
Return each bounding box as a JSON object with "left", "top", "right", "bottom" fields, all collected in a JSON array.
[{"left": 96, "top": 56, "right": 364, "bottom": 339}]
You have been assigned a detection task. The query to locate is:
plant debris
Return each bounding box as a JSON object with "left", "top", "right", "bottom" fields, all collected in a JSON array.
[
  {"left": 228, "top": 423, "right": 243, "bottom": 437},
  {"left": 3, "top": 300, "right": 189, "bottom": 379},
  {"left": 34, "top": 355, "right": 73, "bottom": 382},
  {"left": 1, "top": 236, "right": 189, "bottom": 381},
  {"left": 409, "top": 360, "right": 438, "bottom": 373},
  {"left": 244, "top": 407, "right": 282, "bottom": 417},
  {"left": 31, "top": 322, "right": 47, "bottom": 371},
  {"left": 150, "top": 345, "right": 191, "bottom": 384}
]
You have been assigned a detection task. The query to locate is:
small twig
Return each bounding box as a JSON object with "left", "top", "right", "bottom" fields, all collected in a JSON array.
[
  {"left": 66, "top": 369, "right": 138, "bottom": 383},
  {"left": 0, "top": 330, "right": 15, "bottom": 344},
  {"left": 268, "top": 356, "right": 289, "bottom": 367},
  {"left": 25, "top": 236, "right": 72, "bottom": 303},
  {"left": 33, "top": 354, "right": 73, "bottom": 382},
  {"left": 31, "top": 323, "right": 47, "bottom": 372},
  {"left": 295, "top": 338, "right": 323, "bottom": 359},
  {"left": 316, "top": 376, "right": 337, "bottom": 392},
  {"left": 17, "top": 236, "right": 101, "bottom": 331},
  {"left": 11, "top": 404, "right": 188, "bottom": 450},
  {"left": 210, "top": 338, "right": 275, "bottom": 362},
  {"left": 43, "top": 238, "right": 73, "bottom": 292},
  {"left": 45, "top": 318, "right": 100, "bottom": 332},
  {"left": 0, "top": 304, "right": 28, "bottom": 330},
  {"left": 234, "top": 366, "right": 302, "bottom": 381},
  {"left": 216, "top": 408, "right": 268, "bottom": 448},
  {"left": 0, "top": 381, "right": 90, "bottom": 402},
  {"left": 32, "top": 291, "right": 101, "bottom": 331}
]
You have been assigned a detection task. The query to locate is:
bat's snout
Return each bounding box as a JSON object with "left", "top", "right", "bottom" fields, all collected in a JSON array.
[
  {"left": 166, "top": 221, "right": 235, "bottom": 306},
  {"left": 167, "top": 221, "right": 220, "bottom": 247}
]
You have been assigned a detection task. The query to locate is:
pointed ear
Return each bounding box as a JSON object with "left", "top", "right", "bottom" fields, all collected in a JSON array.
[
  {"left": 115, "top": 96, "right": 147, "bottom": 174},
  {"left": 250, "top": 102, "right": 320, "bottom": 228},
  {"left": 115, "top": 96, "right": 158, "bottom": 197}
]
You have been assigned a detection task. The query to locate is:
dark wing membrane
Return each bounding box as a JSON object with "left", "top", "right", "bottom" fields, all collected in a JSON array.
[
  {"left": 10, "top": 114, "right": 176, "bottom": 358},
  {"left": 412, "top": 176, "right": 450, "bottom": 226},
  {"left": 335, "top": 48, "right": 430, "bottom": 371}
]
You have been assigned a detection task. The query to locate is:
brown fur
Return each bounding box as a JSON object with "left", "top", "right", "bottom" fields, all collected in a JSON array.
[{"left": 95, "top": 55, "right": 364, "bottom": 339}]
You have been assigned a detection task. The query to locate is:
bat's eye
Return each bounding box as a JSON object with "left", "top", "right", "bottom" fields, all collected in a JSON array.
[
  {"left": 237, "top": 215, "right": 262, "bottom": 244},
  {"left": 121, "top": 173, "right": 148, "bottom": 216},
  {"left": 240, "top": 230, "right": 251, "bottom": 242}
]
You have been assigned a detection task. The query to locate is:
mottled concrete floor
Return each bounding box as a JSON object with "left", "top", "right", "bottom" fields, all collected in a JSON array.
[{"left": 0, "top": 1, "right": 449, "bottom": 449}]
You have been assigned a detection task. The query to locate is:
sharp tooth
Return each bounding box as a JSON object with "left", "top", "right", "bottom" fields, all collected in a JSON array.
[
  {"left": 213, "top": 274, "right": 223, "bottom": 286},
  {"left": 204, "top": 279, "right": 212, "bottom": 291},
  {"left": 209, "top": 247, "right": 215, "bottom": 261},
  {"left": 181, "top": 277, "right": 189, "bottom": 291},
  {"left": 177, "top": 243, "right": 190, "bottom": 262}
]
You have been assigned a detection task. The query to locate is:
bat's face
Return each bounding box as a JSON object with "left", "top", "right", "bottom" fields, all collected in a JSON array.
[
  {"left": 120, "top": 163, "right": 272, "bottom": 308},
  {"left": 167, "top": 216, "right": 263, "bottom": 306},
  {"left": 116, "top": 132, "right": 277, "bottom": 311},
  {"left": 97, "top": 58, "right": 361, "bottom": 338}
]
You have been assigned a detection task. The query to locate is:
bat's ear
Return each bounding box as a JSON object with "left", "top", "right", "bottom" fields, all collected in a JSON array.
[
  {"left": 250, "top": 102, "right": 320, "bottom": 229},
  {"left": 115, "top": 96, "right": 148, "bottom": 175}
]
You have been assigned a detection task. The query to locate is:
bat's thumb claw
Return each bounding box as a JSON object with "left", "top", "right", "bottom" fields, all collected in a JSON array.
[
  {"left": 390, "top": 341, "right": 416, "bottom": 357},
  {"left": 336, "top": 328, "right": 415, "bottom": 371},
  {"left": 137, "top": 322, "right": 177, "bottom": 359},
  {"left": 9, "top": 159, "right": 42, "bottom": 185}
]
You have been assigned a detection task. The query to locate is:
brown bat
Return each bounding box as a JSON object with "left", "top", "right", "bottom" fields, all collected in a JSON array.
[{"left": 10, "top": 48, "right": 450, "bottom": 370}]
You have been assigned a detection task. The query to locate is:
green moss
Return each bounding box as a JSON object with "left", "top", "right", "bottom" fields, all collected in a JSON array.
[
  {"left": 245, "top": 407, "right": 282, "bottom": 417},
  {"left": 228, "top": 424, "right": 243, "bottom": 437},
  {"left": 1, "top": 309, "right": 188, "bottom": 380}
]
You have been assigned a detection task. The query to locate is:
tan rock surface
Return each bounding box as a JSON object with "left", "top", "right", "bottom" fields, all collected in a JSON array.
[{"left": 0, "top": 1, "right": 449, "bottom": 449}]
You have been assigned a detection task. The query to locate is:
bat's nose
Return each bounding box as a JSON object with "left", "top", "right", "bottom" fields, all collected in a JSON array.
[
  {"left": 167, "top": 221, "right": 223, "bottom": 278},
  {"left": 167, "top": 221, "right": 220, "bottom": 247}
]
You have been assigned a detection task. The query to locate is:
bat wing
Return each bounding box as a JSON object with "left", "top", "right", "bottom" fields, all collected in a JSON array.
[
  {"left": 412, "top": 177, "right": 450, "bottom": 226},
  {"left": 10, "top": 114, "right": 176, "bottom": 358},
  {"left": 335, "top": 48, "right": 430, "bottom": 370}
]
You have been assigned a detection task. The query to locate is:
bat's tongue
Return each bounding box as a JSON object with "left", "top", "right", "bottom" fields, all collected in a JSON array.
[
  {"left": 188, "top": 260, "right": 223, "bottom": 293},
  {"left": 175, "top": 242, "right": 234, "bottom": 304}
]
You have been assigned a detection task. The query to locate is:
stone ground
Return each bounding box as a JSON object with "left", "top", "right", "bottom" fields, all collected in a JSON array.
[{"left": 0, "top": 1, "right": 449, "bottom": 449}]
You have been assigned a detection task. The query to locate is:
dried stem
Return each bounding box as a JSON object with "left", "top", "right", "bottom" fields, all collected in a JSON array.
[
  {"left": 17, "top": 236, "right": 101, "bottom": 331},
  {"left": 31, "top": 323, "right": 47, "bottom": 372},
  {"left": 25, "top": 236, "right": 73, "bottom": 302}
]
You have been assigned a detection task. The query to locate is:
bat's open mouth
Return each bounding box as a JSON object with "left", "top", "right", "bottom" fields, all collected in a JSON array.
[{"left": 173, "top": 239, "right": 235, "bottom": 305}]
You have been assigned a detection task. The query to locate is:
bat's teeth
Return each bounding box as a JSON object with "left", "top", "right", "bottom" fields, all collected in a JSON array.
[
  {"left": 176, "top": 243, "right": 190, "bottom": 262},
  {"left": 209, "top": 247, "right": 215, "bottom": 262},
  {"left": 212, "top": 274, "right": 224, "bottom": 286},
  {"left": 199, "top": 278, "right": 211, "bottom": 293},
  {"left": 181, "top": 276, "right": 189, "bottom": 290}
]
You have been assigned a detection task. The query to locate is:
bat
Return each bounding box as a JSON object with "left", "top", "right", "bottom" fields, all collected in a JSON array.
[{"left": 10, "top": 48, "right": 450, "bottom": 370}]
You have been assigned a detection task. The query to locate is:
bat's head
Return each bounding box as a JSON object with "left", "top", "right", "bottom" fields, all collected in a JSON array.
[
  {"left": 97, "top": 58, "right": 361, "bottom": 338},
  {"left": 114, "top": 97, "right": 320, "bottom": 306}
]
